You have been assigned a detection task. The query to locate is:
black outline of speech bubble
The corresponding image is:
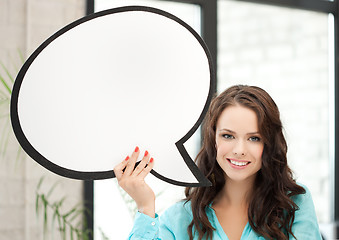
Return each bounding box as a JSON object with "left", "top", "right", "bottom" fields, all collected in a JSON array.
[{"left": 10, "top": 6, "right": 215, "bottom": 187}]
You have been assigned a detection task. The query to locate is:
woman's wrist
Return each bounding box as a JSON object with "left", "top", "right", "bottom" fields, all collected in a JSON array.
[{"left": 138, "top": 204, "right": 155, "bottom": 218}]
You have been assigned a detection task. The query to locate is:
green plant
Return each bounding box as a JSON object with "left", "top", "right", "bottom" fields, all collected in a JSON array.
[{"left": 36, "top": 177, "right": 92, "bottom": 240}]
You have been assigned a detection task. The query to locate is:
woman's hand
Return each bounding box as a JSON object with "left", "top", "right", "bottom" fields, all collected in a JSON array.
[{"left": 113, "top": 146, "right": 156, "bottom": 218}]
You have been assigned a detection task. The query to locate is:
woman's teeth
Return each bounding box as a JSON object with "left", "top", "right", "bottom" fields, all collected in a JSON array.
[{"left": 230, "top": 160, "right": 249, "bottom": 166}]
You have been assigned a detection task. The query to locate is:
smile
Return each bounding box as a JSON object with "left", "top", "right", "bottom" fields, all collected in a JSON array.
[{"left": 227, "top": 158, "right": 250, "bottom": 168}]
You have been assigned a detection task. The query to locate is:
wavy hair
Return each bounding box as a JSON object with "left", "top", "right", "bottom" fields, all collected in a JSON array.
[{"left": 184, "top": 85, "right": 305, "bottom": 240}]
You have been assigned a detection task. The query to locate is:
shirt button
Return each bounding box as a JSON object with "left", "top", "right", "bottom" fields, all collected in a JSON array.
[{"left": 151, "top": 222, "right": 156, "bottom": 226}]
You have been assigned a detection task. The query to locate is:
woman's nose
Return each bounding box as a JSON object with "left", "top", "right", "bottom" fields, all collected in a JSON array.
[{"left": 233, "top": 141, "right": 246, "bottom": 156}]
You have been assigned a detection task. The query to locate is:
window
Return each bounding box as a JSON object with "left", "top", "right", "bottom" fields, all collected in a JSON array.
[
  {"left": 218, "top": 0, "right": 332, "bottom": 225},
  {"left": 86, "top": 0, "right": 338, "bottom": 238}
]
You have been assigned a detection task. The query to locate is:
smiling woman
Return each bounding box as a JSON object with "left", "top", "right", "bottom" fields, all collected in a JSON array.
[
  {"left": 183, "top": 85, "right": 318, "bottom": 240},
  {"left": 115, "top": 85, "right": 323, "bottom": 240}
]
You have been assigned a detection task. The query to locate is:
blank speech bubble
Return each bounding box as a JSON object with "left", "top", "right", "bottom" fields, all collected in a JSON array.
[{"left": 10, "top": 6, "right": 215, "bottom": 187}]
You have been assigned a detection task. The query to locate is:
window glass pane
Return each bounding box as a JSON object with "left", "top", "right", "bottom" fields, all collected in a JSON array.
[
  {"left": 218, "top": 0, "right": 332, "bottom": 234},
  {"left": 93, "top": 1, "right": 201, "bottom": 239},
  {"left": 95, "top": 0, "right": 201, "bottom": 34}
]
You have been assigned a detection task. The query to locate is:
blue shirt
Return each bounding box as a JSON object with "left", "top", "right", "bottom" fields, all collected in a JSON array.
[{"left": 128, "top": 185, "right": 322, "bottom": 239}]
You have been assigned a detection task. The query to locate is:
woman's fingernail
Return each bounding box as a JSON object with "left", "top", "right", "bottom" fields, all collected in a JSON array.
[
  {"left": 144, "top": 150, "right": 149, "bottom": 157},
  {"left": 150, "top": 158, "right": 154, "bottom": 163},
  {"left": 125, "top": 156, "right": 130, "bottom": 161},
  {"left": 134, "top": 146, "right": 139, "bottom": 152}
]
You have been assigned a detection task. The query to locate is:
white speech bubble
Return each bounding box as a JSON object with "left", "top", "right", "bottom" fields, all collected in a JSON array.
[{"left": 10, "top": 6, "right": 215, "bottom": 187}]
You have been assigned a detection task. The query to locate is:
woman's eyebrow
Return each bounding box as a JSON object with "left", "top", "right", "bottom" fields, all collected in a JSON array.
[
  {"left": 218, "top": 128, "right": 235, "bottom": 133},
  {"left": 218, "top": 129, "right": 260, "bottom": 135},
  {"left": 247, "top": 131, "right": 260, "bottom": 135}
]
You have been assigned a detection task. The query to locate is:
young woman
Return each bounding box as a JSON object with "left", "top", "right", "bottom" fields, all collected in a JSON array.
[{"left": 114, "top": 85, "right": 322, "bottom": 240}]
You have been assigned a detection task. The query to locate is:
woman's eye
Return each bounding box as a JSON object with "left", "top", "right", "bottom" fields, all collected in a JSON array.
[
  {"left": 223, "top": 134, "right": 234, "bottom": 139},
  {"left": 249, "top": 136, "right": 261, "bottom": 142}
]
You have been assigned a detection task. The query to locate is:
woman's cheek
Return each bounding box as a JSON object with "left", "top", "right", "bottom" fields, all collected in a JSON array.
[
  {"left": 251, "top": 144, "right": 264, "bottom": 160},
  {"left": 217, "top": 141, "right": 233, "bottom": 157}
]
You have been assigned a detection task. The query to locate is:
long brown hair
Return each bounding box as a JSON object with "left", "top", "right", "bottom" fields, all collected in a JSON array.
[{"left": 184, "top": 85, "right": 305, "bottom": 240}]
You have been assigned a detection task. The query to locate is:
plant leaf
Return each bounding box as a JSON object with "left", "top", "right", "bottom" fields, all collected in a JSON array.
[
  {"left": 47, "top": 181, "right": 60, "bottom": 198},
  {"left": 41, "top": 194, "right": 48, "bottom": 239},
  {"left": 0, "top": 61, "right": 14, "bottom": 84},
  {"left": 68, "top": 209, "right": 83, "bottom": 222},
  {"left": 62, "top": 219, "right": 66, "bottom": 240},
  {"left": 37, "top": 176, "right": 45, "bottom": 191},
  {"left": 0, "top": 73, "right": 11, "bottom": 94},
  {"left": 57, "top": 214, "right": 62, "bottom": 237},
  {"left": 56, "top": 196, "right": 66, "bottom": 208},
  {"left": 70, "top": 226, "right": 74, "bottom": 240},
  {"left": 35, "top": 194, "right": 40, "bottom": 217},
  {"left": 63, "top": 207, "right": 77, "bottom": 220},
  {"left": 51, "top": 205, "right": 60, "bottom": 240}
]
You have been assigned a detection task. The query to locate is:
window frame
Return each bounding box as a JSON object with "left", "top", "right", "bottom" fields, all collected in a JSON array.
[{"left": 85, "top": 0, "right": 339, "bottom": 238}]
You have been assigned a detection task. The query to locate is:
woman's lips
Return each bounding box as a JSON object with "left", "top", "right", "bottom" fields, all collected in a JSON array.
[{"left": 227, "top": 158, "right": 251, "bottom": 169}]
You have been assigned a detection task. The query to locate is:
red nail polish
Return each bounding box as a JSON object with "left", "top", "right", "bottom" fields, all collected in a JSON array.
[
  {"left": 150, "top": 158, "right": 154, "bottom": 163},
  {"left": 144, "top": 151, "right": 149, "bottom": 157},
  {"left": 125, "top": 156, "right": 129, "bottom": 161},
  {"left": 134, "top": 146, "right": 139, "bottom": 152}
]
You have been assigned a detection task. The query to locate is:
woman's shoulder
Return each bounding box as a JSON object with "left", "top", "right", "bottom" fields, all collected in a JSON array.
[
  {"left": 289, "top": 183, "right": 322, "bottom": 239},
  {"left": 290, "top": 183, "right": 314, "bottom": 208}
]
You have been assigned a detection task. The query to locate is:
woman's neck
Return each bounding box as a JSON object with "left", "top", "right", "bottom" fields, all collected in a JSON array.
[{"left": 216, "top": 176, "right": 256, "bottom": 208}]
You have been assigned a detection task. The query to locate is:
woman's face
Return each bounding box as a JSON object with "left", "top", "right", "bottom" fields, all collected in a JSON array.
[{"left": 215, "top": 104, "right": 264, "bottom": 183}]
